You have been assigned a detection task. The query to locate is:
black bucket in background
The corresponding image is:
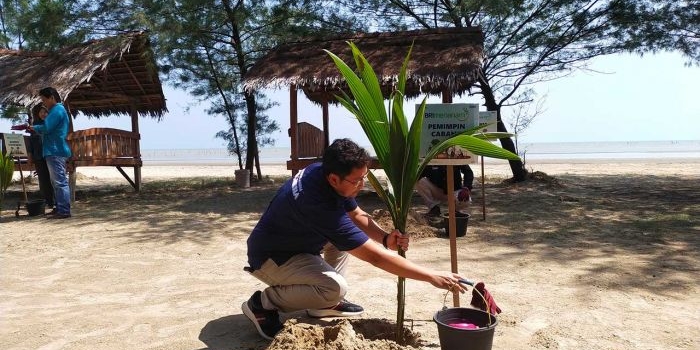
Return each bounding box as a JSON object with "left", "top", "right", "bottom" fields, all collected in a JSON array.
[
  {"left": 442, "top": 211, "right": 470, "bottom": 237},
  {"left": 434, "top": 307, "right": 497, "bottom": 350},
  {"left": 26, "top": 199, "right": 46, "bottom": 216}
]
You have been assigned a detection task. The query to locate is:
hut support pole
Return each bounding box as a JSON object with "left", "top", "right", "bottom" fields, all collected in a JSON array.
[
  {"left": 322, "top": 101, "right": 330, "bottom": 148},
  {"left": 65, "top": 101, "right": 76, "bottom": 204},
  {"left": 290, "top": 85, "right": 299, "bottom": 176},
  {"left": 130, "top": 103, "right": 142, "bottom": 192}
]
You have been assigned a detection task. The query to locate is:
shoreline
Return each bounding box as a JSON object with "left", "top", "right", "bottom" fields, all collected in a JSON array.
[
  {"left": 142, "top": 155, "right": 700, "bottom": 167},
  {"left": 58, "top": 158, "right": 700, "bottom": 188},
  {"left": 10, "top": 157, "right": 697, "bottom": 188}
]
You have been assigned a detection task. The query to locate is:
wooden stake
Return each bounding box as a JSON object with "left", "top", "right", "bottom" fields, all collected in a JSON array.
[{"left": 15, "top": 157, "right": 28, "bottom": 203}]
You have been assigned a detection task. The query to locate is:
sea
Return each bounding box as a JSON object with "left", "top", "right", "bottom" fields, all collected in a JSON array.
[{"left": 140, "top": 140, "right": 700, "bottom": 165}]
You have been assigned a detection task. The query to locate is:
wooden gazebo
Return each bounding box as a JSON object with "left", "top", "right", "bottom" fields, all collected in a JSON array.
[
  {"left": 243, "top": 27, "right": 484, "bottom": 172},
  {"left": 245, "top": 27, "right": 488, "bottom": 307},
  {"left": 0, "top": 32, "right": 167, "bottom": 191}
]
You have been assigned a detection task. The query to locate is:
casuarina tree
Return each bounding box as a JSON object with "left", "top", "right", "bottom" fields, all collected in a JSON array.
[{"left": 333, "top": 0, "right": 699, "bottom": 181}]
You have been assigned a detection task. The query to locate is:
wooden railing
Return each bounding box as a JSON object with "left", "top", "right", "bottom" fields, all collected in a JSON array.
[
  {"left": 67, "top": 128, "right": 142, "bottom": 167},
  {"left": 287, "top": 122, "right": 325, "bottom": 171},
  {"left": 286, "top": 122, "right": 381, "bottom": 172},
  {"left": 296, "top": 122, "right": 325, "bottom": 159}
]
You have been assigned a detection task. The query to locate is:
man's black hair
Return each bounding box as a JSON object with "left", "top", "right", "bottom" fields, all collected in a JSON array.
[
  {"left": 322, "top": 138, "right": 370, "bottom": 178},
  {"left": 38, "top": 87, "right": 62, "bottom": 103}
]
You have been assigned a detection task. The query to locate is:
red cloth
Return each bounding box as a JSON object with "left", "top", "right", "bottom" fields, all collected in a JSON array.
[
  {"left": 457, "top": 188, "right": 470, "bottom": 202},
  {"left": 470, "top": 282, "right": 502, "bottom": 315},
  {"left": 10, "top": 124, "right": 29, "bottom": 131}
]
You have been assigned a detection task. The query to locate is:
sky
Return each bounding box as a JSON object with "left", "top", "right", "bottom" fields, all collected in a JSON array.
[{"left": 2, "top": 51, "right": 699, "bottom": 150}]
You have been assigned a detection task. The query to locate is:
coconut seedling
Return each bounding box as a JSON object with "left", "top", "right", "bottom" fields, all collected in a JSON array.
[
  {"left": 0, "top": 152, "right": 15, "bottom": 216},
  {"left": 326, "top": 42, "right": 519, "bottom": 342}
]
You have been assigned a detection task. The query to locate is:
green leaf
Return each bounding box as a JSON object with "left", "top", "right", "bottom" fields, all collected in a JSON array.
[{"left": 424, "top": 134, "right": 520, "bottom": 162}]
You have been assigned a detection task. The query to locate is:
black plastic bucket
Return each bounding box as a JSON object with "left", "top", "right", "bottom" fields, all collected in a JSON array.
[
  {"left": 442, "top": 211, "right": 470, "bottom": 237},
  {"left": 26, "top": 199, "right": 46, "bottom": 216},
  {"left": 434, "top": 307, "right": 497, "bottom": 350}
]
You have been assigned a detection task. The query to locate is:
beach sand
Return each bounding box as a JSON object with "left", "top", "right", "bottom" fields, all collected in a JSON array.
[{"left": 1, "top": 159, "right": 698, "bottom": 349}]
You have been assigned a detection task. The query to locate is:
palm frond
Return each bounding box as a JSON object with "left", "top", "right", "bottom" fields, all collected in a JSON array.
[{"left": 326, "top": 41, "right": 519, "bottom": 343}]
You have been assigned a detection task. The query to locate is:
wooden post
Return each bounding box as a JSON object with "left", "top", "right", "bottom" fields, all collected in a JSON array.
[
  {"left": 15, "top": 157, "right": 28, "bottom": 203},
  {"left": 481, "top": 156, "right": 486, "bottom": 220},
  {"left": 446, "top": 164, "right": 459, "bottom": 306},
  {"left": 442, "top": 89, "right": 453, "bottom": 104},
  {"left": 441, "top": 89, "right": 460, "bottom": 306},
  {"left": 322, "top": 100, "right": 330, "bottom": 148},
  {"left": 289, "top": 85, "right": 299, "bottom": 176},
  {"left": 130, "top": 103, "right": 141, "bottom": 192},
  {"left": 65, "top": 101, "right": 76, "bottom": 203}
]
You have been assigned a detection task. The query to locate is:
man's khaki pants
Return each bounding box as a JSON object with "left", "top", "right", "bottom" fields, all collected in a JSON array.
[{"left": 250, "top": 243, "right": 349, "bottom": 312}]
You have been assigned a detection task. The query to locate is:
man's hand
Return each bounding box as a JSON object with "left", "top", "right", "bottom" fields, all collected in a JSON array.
[
  {"left": 430, "top": 272, "right": 467, "bottom": 293},
  {"left": 388, "top": 229, "right": 409, "bottom": 251}
]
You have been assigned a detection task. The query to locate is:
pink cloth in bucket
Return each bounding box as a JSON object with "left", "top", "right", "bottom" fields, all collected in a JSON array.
[{"left": 447, "top": 322, "right": 480, "bottom": 330}]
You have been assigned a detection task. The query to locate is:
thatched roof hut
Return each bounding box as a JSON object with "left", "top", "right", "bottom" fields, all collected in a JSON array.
[
  {"left": 244, "top": 27, "right": 484, "bottom": 103},
  {"left": 0, "top": 31, "right": 166, "bottom": 118},
  {"left": 0, "top": 32, "right": 167, "bottom": 192},
  {"left": 243, "top": 27, "right": 485, "bottom": 172}
]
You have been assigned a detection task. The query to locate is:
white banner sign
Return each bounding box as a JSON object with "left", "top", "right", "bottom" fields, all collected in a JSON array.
[
  {"left": 419, "top": 103, "right": 479, "bottom": 163},
  {"left": 478, "top": 111, "right": 498, "bottom": 133},
  {"left": 2, "top": 133, "right": 28, "bottom": 157}
]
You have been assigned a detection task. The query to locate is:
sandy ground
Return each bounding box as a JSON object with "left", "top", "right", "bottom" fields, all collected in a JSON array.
[{"left": 1, "top": 158, "right": 699, "bottom": 349}]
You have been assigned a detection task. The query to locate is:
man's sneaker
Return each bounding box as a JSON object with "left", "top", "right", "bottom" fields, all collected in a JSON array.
[
  {"left": 426, "top": 205, "right": 441, "bottom": 217},
  {"left": 241, "top": 291, "right": 283, "bottom": 340},
  {"left": 307, "top": 299, "right": 364, "bottom": 318}
]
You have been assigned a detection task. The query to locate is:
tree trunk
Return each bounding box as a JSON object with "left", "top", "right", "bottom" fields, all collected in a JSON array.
[
  {"left": 244, "top": 90, "right": 258, "bottom": 173},
  {"left": 223, "top": 0, "right": 259, "bottom": 175},
  {"left": 254, "top": 151, "right": 262, "bottom": 180},
  {"left": 479, "top": 73, "right": 527, "bottom": 182}
]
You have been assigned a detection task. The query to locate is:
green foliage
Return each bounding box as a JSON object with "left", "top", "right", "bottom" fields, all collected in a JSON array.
[
  {"left": 214, "top": 90, "right": 279, "bottom": 169},
  {"left": 331, "top": 0, "right": 699, "bottom": 181},
  {"left": 327, "top": 41, "right": 518, "bottom": 234},
  {"left": 337, "top": 0, "right": 699, "bottom": 102},
  {"left": 0, "top": 151, "right": 15, "bottom": 212},
  {"left": 0, "top": 105, "right": 26, "bottom": 123},
  {"left": 112, "top": 0, "right": 363, "bottom": 171},
  {"left": 1, "top": 0, "right": 87, "bottom": 50},
  {"left": 327, "top": 42, "right": 519, "bottom": 342},
  {"left": 618, "top": 2, "right": 699, "bottom": 65}
]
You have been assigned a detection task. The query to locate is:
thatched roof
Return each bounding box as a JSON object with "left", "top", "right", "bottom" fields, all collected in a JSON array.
[
  {"left": 244, "top": 27, "right": 484, "bottom": 103},
  {"left": 0, "top": 32, "right": 166, "bottom": 118}
]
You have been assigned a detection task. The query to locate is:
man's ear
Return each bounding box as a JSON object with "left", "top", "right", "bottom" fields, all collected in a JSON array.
[{"left": 327, "top": 173, "right": 342, "bottom": 188}]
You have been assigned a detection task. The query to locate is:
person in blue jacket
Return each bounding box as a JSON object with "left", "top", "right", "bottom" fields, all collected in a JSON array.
[
  {"left": 242, "top": 138, "right": 468, "bottom": 340},
  {"left": 28, "top": 87, "right": 72, "bottom": 219}
]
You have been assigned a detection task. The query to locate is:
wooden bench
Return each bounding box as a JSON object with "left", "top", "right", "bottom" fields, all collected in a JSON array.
[
  {"left": 3, "top": 128, "right": 142, "bottom": 193},
  {"left": 67, "top": 127, "right": 142, "bottom": 189},
  {"left": 67, "top": 128, "right": 141, "bottom": 167}
]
